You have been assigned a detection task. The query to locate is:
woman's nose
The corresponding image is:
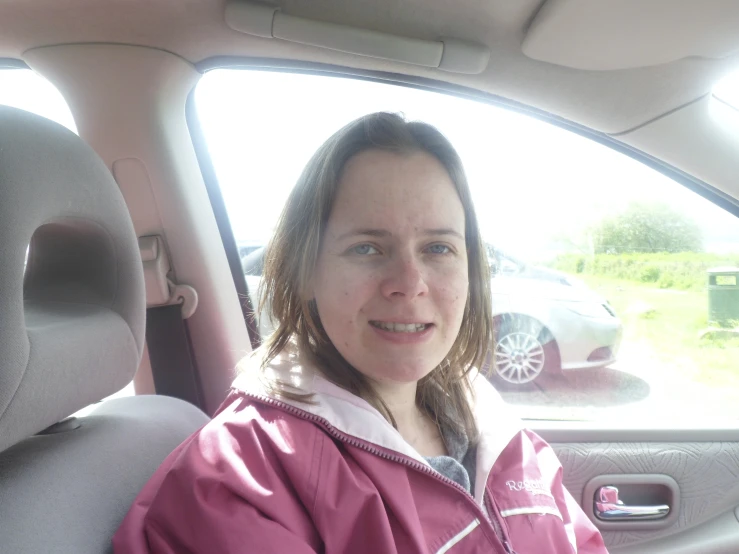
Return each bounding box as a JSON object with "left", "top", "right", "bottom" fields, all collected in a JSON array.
[{"left": 379, "top": 255, "right": 429, "bottom": 299}]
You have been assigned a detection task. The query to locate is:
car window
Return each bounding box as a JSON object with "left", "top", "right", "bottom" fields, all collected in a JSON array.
[
  {"left": 194, "top": 68, "right": 739, "bottom": 424},
  {"left": 0, "top": 68, "right": 76, "bottom": 132}
]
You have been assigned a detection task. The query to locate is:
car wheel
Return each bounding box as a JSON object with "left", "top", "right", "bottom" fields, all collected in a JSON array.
[{"left": 489, "top": 314, "right": 561, "bottom": 387}]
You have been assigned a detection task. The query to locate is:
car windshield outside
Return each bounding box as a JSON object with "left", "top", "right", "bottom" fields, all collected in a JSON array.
[
  {"left": 0, "top": 68, "right": 76, "bottom": 133},
  {"left": 194, "top": 68, "right": 739, "bottom": 424}
]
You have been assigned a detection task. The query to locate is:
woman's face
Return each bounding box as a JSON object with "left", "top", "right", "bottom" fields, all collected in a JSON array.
[{"left": 312, "top": 150, "right": 469, "bottom": 387}]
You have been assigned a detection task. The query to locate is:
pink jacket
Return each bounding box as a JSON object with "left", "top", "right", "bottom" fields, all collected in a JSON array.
[{"left": 114, "top": 350, "right": 608, "bottom": 553}]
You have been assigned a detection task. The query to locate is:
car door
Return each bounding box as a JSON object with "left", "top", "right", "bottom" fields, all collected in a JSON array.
[{"left": 191, "top": 65, "right": 739, "bottom": 553}]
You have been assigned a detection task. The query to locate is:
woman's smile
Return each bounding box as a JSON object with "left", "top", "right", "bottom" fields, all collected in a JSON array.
[{"left": 369, "top": 320, "right": 436, "bottom": 344}]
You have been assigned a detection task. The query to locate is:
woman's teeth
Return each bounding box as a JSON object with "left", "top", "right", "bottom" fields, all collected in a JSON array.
[{"left": 370, "top": 322, "right": 428, "bottom": 333}]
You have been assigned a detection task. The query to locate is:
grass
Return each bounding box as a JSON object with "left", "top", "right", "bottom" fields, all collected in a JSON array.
[
  {"left": 579, "top": 274, "right": 739, "bottom": 389},
  {"left": 551, "top": 252, "right": 739, "bottom": 292}
]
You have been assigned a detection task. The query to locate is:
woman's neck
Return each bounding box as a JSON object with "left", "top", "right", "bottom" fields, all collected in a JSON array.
[{"left": 370, "top": 379, "right": 447, "bottom": 457}]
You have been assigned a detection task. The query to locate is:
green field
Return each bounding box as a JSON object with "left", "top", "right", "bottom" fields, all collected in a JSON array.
[
  {"left": 578, "top": 274, "right": 739, "bottom": 388},
  {"left": 552, "top": 252, "right": 739, "bottom": 292}
]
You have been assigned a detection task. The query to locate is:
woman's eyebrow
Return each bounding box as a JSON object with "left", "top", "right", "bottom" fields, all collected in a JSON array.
[
  {"left": 423, "top": 228, "right": 465, "bottom": 240},
  {"left": 337, "top": 229, "right": 392, "bottom": 241},
  {"left": 336, "top": 228, "right": 464, "bottom": 241}
]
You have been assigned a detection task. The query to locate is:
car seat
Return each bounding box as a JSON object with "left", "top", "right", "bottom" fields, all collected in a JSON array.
[{"left": 0, "top": 106, "right": 210, "bottom": 553}]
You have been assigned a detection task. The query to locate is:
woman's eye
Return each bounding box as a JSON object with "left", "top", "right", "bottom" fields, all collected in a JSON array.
[
  {"left": 351, "top": 244, "right": 380, "bottom": 255},
  {"left": 427, "top": 244, "right": 451, "bottom": 255}
]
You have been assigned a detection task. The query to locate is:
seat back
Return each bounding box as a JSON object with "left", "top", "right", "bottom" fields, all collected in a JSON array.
[{"left": 0, "top": 106, "right": 209, "bottom": 553}]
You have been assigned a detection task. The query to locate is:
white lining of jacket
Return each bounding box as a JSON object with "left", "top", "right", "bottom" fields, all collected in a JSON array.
[{"left": 232, "top": 347, "right": 525, "bottom": 505}]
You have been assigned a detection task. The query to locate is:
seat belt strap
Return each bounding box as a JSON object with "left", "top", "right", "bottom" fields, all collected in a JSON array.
[{"left": 145, "top": 303, "right": 203, "bottom": 407}]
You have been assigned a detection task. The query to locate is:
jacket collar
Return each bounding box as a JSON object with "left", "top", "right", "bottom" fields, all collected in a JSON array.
[{"left": 233, "top": 346, "right": 524, "bottom": 502}]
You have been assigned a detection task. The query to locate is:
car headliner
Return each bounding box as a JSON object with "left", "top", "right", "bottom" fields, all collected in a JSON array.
[{"left": 0, "top": 0, "right": 734, "bottom": 133}]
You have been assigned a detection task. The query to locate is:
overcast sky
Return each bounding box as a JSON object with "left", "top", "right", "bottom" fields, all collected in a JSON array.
[
  {"left": 195, "top": 69, "right": 739, "bottom": 259},
  {"left": 3, "top": 67, "right": 739, "bottom": 260}
]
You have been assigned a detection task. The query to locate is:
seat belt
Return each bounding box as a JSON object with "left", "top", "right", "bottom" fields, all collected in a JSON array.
[
  {"left": 145, "top": 303, "right": 203, "bottom": 407},
  {"left": 139, "top": 235, "right": 204, "bottom": 408}
]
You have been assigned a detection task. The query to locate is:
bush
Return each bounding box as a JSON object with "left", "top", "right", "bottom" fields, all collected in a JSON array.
[
  {"left": 547, "top": 252, "right": 739, "bottom": 291},
  {"left": 640, "top": 265, "right": 661, "bottom": 283},
  {"left": 657, "top": 275, "right": 674, "bottom": 289},
  {"left": 593, "top": 201, "right": 703, "bottom": 254}
]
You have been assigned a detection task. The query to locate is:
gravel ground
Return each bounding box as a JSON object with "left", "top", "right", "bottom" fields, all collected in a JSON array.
[{"left": 497, "top": 341, "right": 739, "bottom": 423}]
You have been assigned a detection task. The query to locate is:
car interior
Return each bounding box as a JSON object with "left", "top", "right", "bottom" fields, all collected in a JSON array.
[{"left": 1, "top": 1, "right": 739, "bottom": 553}]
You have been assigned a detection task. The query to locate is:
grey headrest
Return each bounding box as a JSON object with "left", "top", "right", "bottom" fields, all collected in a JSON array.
[{"left": 0, "top": 106, "right": 145, "bottom": 453}]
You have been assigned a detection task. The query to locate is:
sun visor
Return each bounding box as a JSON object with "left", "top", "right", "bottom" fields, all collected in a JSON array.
[
  {"left": 522, "top": 0, "right": 739, "bottom": 70},
  {"left": 225, "top": 1, "right": 490, "bottom": 74}
]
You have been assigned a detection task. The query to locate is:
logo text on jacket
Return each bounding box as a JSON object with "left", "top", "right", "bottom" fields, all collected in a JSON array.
[{"left": 505, "top": 479, "right": 552, "bottom": 497}]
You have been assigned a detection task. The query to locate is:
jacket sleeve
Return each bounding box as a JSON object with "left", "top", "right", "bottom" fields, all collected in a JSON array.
[
  {"left": 113, "top": 399, "right": 324, "bottom": 554},
  {"left": 531, "top": 431, "right": 609, "bottom": 554},
  {"left": 561, "top": 484, "right": 610, "bottom": 553}
]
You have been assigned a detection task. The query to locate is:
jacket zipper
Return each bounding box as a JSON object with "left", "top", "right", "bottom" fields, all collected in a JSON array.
[
  {"left": 486, "top": 494, "right": 516, "bottom": 554},
  {"left": 248, "top": 393, "right": 516, "bottom": 553}
]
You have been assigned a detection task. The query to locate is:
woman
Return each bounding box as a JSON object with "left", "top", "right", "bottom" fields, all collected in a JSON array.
[{"left": 114, "top": 112, "right": 608, "bottom": 553}]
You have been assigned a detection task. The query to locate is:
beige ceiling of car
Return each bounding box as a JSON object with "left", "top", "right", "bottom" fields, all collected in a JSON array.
[
  {"left": 2, "top": 0, "right": 739, "bottom": 134},
  {"left": 523, "top": 0, "right": 739, "bottom": 70}
]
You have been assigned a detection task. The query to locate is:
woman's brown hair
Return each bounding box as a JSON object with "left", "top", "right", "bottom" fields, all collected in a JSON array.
[{"left": 256, "top": 112, "right": 493, "bottom": 441}]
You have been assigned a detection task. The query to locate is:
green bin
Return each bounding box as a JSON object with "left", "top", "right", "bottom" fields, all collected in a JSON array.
[{"left": 708, "top": 267, "right": 739, "bottom": 326}]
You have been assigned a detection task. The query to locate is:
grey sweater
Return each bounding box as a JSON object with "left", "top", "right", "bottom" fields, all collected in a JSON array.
[{"left": 424, "top": 423, "right": 477, "bottom": 494}]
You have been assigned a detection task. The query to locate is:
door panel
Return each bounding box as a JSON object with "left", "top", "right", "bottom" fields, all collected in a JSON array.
[
  {"left": 610, "top": 510, "right": 739, "bottom": 554},
  {"left": 538, "top": 430, "right": 739, "bottom": 552}
]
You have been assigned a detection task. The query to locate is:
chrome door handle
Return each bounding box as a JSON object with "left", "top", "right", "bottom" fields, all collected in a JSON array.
[{"left": 594, "top": 486, "right": 670, "bottom": 521}]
